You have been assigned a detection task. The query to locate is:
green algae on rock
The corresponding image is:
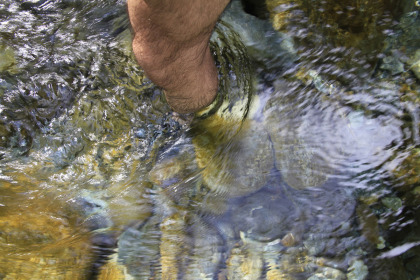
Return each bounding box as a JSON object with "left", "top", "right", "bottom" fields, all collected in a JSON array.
[
  {"left": 0, "top": 45, "right": 18, "bottom": 74},
  {"left": 409, "top": 49, "right": 420, "bottom": 80},
  {"left": 347, "top": 260, "right": 369, "bottom": 280}
]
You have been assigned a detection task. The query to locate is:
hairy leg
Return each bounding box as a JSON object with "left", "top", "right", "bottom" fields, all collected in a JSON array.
[{"left": 127, "top": 0, "right": 230, "bottom": 113}]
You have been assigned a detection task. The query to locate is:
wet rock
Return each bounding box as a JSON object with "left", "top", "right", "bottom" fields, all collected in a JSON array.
[
  {"left": 382, "top": 10, "right": 420, "bottom": 80},
  {"left": 263, "top": 87, "right": 330, "bottom": 189},
  {"left": 294, "top": 181, "right": 356, "bottom": 249},
  {"left": 269, "top": 77, "right": 402, "bottom": 184},
  {"left": 230, "top": 187, "right": 298, "bottom": 242},
  {"left": 359, "top": 195, "right": 380, "bottom": 206},
  {"left": 97, "top": 254, "right": 128, "bottom": 280},
  {"left": 275, "top": 247, "right": 319, "bottom": 277},
  {"left": 356, "top": 203, "right": 384, "bottom": 248},
  {"left": 308, "top": 267, "right": 346, "bottom": 280},
  {"left": 226, "top": 242, "right": 264, "bottom": 280},
  {"left": 222, "top": 0, "right": 297, "bottom": 70},
  {"left": 74, "top": 194, "right": 112, "bottom": 230},
  {"left": 106, "top": 180, "right": 153, "bottom": 230},
  {"left": 409, "top": 49, "right": 420, "bottom": 80},
  {"left": 393, "top": 148, "right": 420, "bottom": 206},
  {"left": 1, "top": 0, "right": 419, "bottom": 279},
  {"left": 265, "top": 239, "right": 347, "bottom": 279},
  {"left": 134, "top": 128, "right": 146, "bottom": 139},
  {"left": 273, "top": 136, "right": 329, "bottom": 189},
  {"left": 160, "top": 212, "right": 190, "bottom": 280},
  {"left": 267, "top": 0, "right": 399, "bottom": 63},
  {"left": 149, "top": 141, "right": 200, "bottom": 206},
  {"left": 397, "top": 11, "right": 420, "bottom": 54},
  {"left": 381, "top": 196, "right": 403, "bottom": 212},
  {"left": 0, "top": 181, "right": 95, "bottom": 278},
  {"left": 0, "top": 44, "right": 18, "bottom": 74},
  {"left": 405, "top": 252, "right": 420, "bottom": 279},
  {"left": 200, "top": 191, "right": 230, "bottom": 215},
  {"left": 265, "top": 263, "right": 285, "bottom": 280},
  {"left": 304, "top": 237, "right": 327, "bottom": 257},
  {"left": 263, "top": 242, "right": 288, "bottom": 279},
  {"left": 117, "top": 216, "right": 162, "bottom": 279},
  {"left": 240, "top": 0, "right": 270, "bottom": 19},
  {"left": 366, "top": 256, "right": 408, "bottom": 280},
  {"left": 149, "top": 142, "right": 197, "bottom": 187},
  {"left": 281, "top": 232, "right": 298, "bottom": 247},
  {"left": 184, "top": 217, "right": 224, "bottom": 280},
  {"left": 380, "top": 55, "right": 405, "bottom": 75},
  {"left": 89, "top": 233, "right": 119, "bottom": 279},
  {"left": 192, "top": 116, "right": 274, "bottom": 197},
  {"left": 347, "top": 260, "right": 369, "bottom": 280},
  {"left": 50, "top": 136, "right": 85, "bottom": 169}
]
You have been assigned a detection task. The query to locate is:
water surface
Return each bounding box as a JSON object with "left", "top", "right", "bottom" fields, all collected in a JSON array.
[{"left": 0, "top": 0, "right": 419, "bottom": 279}]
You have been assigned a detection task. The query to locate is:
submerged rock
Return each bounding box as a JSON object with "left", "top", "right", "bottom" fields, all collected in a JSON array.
[
  {"left": 366, "top": 256, "right": 409, "bottom": 280},
  {"left": 381, "top": 196, "right": 403, "bottom": 212},
  {"left": 308, "top": 267, "right": 346, "bottom": 280},
  {"left": 117, "top": 217, "right": 162, "bottom": 279},
  {"left": 149, "top": 141, "right": 198, "bottom": 189},
  {"left": 264, "top": 92, "right": 330, "bottom": 190},
  {"left": 229, "top": 187, "right": 298, "bottom": 243},
  {"left": 226, "top": 242, "right": 264, "bottom": 280},
  {"left": 1, "top": 0, "right": 419, "bottom": 279},
  {"left": 221, "top": 0, "right": 297, "bottom": 70},
  {"left": 192, "top": 115, "right": 274, "bottom": 197},
  {"left": 347, "top": 260, "right": 369, "bottom": 280},
  {"left": 267, "top": 0, "right": 404, "bottom": 53},
  {"left": 356, "top": 203, "right": 385, "bottom": 249},
  {"left": 0, "top": 181, "right": 96, "bottom": 278},
  {"left": 0, "top": 44, "right": 18, "bottom": 74},
  {"left": 183, "top": 217, "right": 224, "bottom": 280},
  {"left": 409, "top": 49, "right": 420, "bottom": 80},
  {"left": 97, "top": 254, "right": 129, "bottom": 280},
  {"left": 393, "top": 148, "right": 420, "bottom": 205},
  {"left": 380, "top": 55, "right": 405, "bottom": 76},
  {"left": 272, "top": 135, "right": 329, "bottom": 189},
  {"left": 159, "top": 212, "right": 190, "bottom": 280}
]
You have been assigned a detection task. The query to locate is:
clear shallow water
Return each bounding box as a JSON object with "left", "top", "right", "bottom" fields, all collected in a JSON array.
[{"left": 0, "top": 0, "right": 419, "bottom": 279}]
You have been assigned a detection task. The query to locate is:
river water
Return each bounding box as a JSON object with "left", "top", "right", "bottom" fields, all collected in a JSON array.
[{"left": 0, "top": 0, "right": 419, "bottom": 279}]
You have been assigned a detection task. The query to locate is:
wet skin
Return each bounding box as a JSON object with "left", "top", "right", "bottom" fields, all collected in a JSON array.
[{"left": 127, "top": 0, "right": 230, "bottom": 113}]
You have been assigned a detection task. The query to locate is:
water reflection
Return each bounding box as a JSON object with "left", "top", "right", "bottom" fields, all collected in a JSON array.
[{"left": 0, "top": 0, "right": 419, "bottom": 279}]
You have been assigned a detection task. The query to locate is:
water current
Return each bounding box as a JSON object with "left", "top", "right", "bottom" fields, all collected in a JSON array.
[{"left": 0, "top": 0, "right": 419, "bottom": 279}]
